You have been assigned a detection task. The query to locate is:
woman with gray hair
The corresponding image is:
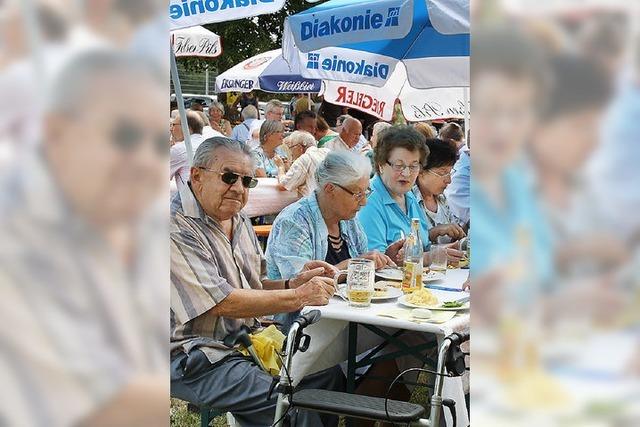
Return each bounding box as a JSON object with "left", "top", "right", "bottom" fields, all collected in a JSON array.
[
  {"left": 253, "top": 120, "right": 285, "bottom": 177},
  {"left": 208, "top": 101, "right": 232, "bottom": 137},
  {"left": 275, "top": 131, "right": 330, "bottom": 196},
  {"left": 266, "top": 150, "right": 395, "bottom": 284}
]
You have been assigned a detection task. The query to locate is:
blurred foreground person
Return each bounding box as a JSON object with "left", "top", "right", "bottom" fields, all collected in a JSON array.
[
  {"left": 170, "top": 137, "right": 343, "bottom": 426},
  {"left": 0, "top": 51, "right": 169, "bottom": 425},
  {"left": 471, "top": 27, "right": 553, "bottom": 288}
]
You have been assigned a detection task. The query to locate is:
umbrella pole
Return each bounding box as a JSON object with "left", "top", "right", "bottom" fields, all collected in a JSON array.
[{"left": 171, "top": 48, "right": 194, "bottom": 165}]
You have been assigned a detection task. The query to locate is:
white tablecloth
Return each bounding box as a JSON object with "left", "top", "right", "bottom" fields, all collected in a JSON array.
[
  {"left": 243, "top": 177, "right": 299, "bottom": 218},
  {"left": 294, "top": 269, "right": 470, "bottom": 427}
]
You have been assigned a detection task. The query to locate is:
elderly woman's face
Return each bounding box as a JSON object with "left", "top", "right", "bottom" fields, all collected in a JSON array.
[
  {"left": 417, "top": 165, "right": 454, "bottom": 196},
  {"left": 380, "top": 147, "right": 421, "bottom": 197},
  {"left": 325, "top": 176, "right": 370, "bottom": 220},
  {"left": 264, "top": 130, "right": 284, "bottom": 150},
  {"left": 286, "top": 138, "right": 307, "bottom": 161},
  {"left": 190, "top": 148, "right": 253, "bottom": 222},
  {"left": 210, "top": 107, "right": 223, "bottom": 122}
]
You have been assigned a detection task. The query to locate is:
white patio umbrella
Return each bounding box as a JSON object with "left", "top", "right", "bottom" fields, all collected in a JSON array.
[
  {"left": 283, "top": 0, "right": 469, "bottom": 89},
  {"left": 215, "top": 49, "right": 321, "bottom": 94},
  {"left": 169, "top": 0, "right": 288, "bottom": 30},
  {"left": 320, "top": 63, "right": 468, "bottom": 122},
  {"left": 172, "top": 25, "right": 222, "bottom": 58}
]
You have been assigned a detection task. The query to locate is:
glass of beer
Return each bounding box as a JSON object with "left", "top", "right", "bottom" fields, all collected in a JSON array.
[
  {"left": 429, "top": 245, "right": 448, "bottom": 274},
  {"left": 346, "top": 258, "right": 375, "bottom": 308}
]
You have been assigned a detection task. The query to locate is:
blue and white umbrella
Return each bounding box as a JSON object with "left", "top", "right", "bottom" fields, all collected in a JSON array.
[
  {"left": 169, "top": 0, "right": 287, "bottom": 30},
  {"left": 283, "top": 0, "right": 469, "bottom": 89},
  {"left": 215, "top": 49, "right": 322, "bottom": 94}
]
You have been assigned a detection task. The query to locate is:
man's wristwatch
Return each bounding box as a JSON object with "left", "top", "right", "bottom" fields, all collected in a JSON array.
[{"left": 284, "top": 279, "right": 291, "bottom": 290}]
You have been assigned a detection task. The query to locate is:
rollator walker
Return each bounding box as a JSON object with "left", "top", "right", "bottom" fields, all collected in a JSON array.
[{"left": 270, "top": 310, "right": 469, "bottom": 427}]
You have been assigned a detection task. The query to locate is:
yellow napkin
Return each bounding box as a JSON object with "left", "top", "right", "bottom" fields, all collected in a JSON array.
[
  {"left": 239, "top": 325, "right": 286, "bottom": 376},
  {"left": 377, "top": 308, "right": 456, "bottom": 324}
]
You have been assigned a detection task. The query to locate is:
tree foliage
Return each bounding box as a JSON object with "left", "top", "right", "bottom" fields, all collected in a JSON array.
[{"left": 177, "top": 0, "right": 321, "bottom": 74}]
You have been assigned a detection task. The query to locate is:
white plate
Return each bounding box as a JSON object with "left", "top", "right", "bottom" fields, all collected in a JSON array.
[
  {"left": 337, "top": 285, "right": 403, "bottom": 302},
  {"left": 398, "top": 294, "right": 470, "bottom": 311},
  {"left": 375, "top": 268, "right": 403, "bottom": 281},
  {"left": 371, "top": 286, "right": 403, "bottom": 301},
  {"left": 375, "top": 268, "right": 445, "bottom": 283}
]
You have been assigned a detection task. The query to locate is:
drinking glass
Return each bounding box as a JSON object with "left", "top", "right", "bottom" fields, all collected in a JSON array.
[
  {"left": 346, "top": 258, "right": 375, "bottom": 308},
  {"left": 429, "top": 245, "right": 448, "bottom": 274}
]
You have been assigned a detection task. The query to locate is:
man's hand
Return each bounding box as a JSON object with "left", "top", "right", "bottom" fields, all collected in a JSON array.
[
  {"left": 294, "top": 276, "right": 335, "bottom": 307},
  {"left": 290, "top": 261, "right": 339, "bottom": 289},
  {"left": 385, "top": 239, "right": 406, "bottom": 264},
  {"left": 429, "top": 223, "right": 466, "bottom": 242},
  {"left": 361, "top": 251, "right": 396, "bottom": 269}
]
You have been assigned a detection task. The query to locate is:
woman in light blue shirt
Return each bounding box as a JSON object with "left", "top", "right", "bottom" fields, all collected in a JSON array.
[
  {"left": 266, "top": 151, "right": 395, "bottom": 281},
  {"left": 253, "top": 120, "right": 284, "bottom": 178},
  {"left": 357, "top": 126, "right": 464, "bottom": 264}
]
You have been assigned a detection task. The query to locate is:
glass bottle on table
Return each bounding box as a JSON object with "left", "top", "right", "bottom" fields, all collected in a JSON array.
[{"left": 401, "top": 218, "right": 423, "bottom": 293}]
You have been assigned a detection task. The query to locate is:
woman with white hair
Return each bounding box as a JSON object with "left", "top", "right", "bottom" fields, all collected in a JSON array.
[
  {"left": 266, "top": 151, "right": 396, "bottom": 283},
  {"left": 274, "top": 131, "right": 330, "bottom": 196},
  {"left": 208, "top": 101, "right": 232, "bottom": 137},
  {"left": 253, "top": 120, "right": 285, "bottom": 177}
]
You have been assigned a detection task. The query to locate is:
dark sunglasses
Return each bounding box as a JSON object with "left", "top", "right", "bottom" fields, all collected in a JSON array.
[
  {"left": 199, "top": 168, "right": 258, "bottom": 188},
  {"left": 111, "top": 120, "right": 168, "bottom": 157}
]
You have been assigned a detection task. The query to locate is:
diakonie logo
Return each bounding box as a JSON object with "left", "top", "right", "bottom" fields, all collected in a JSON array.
[
  {"left": 300, "top": 8, "right": 400, "bottom": 41},
  {"left": 170, "top": 0, "right": 275, "bottom": 20},
  {"left": 306, "top": 53, "right": 390, "bottom": 80}
]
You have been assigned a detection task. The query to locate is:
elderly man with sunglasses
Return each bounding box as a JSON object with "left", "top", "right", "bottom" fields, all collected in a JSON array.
[{"left": 171, "top": 137, "right": 344, "bottom": 427}]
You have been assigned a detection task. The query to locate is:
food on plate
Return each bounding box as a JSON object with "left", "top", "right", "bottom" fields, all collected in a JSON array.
[
  {"left": 442, "top": 301, "right": 464, "bottom": 308},
  {"left": 377, "top": 280, "right": 400, "bottom": 289},
  {"left": 373, "top": 289, "right": 387, "bottom": 298},
  {"left": 405, "top": 288, "right": 439, "bottom": 307}
]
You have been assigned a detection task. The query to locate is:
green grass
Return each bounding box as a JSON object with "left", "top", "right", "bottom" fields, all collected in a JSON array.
[{"left": 170, "top": 399, "right": 228, "bottom": 427}]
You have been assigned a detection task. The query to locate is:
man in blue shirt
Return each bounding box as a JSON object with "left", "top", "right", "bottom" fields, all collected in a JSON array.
[{"left": 231, "top": 104, "right": 258, "bottom": 142}]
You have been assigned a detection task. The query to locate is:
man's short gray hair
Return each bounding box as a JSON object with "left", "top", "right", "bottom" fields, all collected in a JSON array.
[
  {"left": 285, "top": 131, "right": 316, "bottom": 149},
  {"left": 241, "top": 105, "right": 258, "bottom": 120},
  {"left": 259, "top": 120, "right": 285, "bottom": 145},
  {"left": 336, "top": 114, "right": 354, "bottom": 128},
  {"left": 192, "top": 137, "right": 254, "bottom": 169},
  {"left": 316, "top": 150, "right": 371, "bottom": 188},
  {"left": 264, "top": 99, "right": 284, "bottom": 115}
]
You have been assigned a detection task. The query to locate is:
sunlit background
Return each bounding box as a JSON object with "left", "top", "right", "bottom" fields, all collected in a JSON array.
[
  {"left": 1, "top": 0, "right": 639, "bottom": 425},
  {"left": 0, "top": 0, "right": 169, "bottom": 425},
  {"left": 471, "top": 0, "right": 640, "bottom": 425}
]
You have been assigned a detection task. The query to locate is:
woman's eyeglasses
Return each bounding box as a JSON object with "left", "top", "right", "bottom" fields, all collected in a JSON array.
[
  {"left": 199, "top": 168, "right": 258, "bottom": 188},
  {"left": 427, "top": 168, "right": 456, "bottom": 179},
  {"left": 386, "top": 161, "right": 421, "bottom": 174},
  {"left": 333, "top": 183, "right": 372, "bottom": 201}
]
